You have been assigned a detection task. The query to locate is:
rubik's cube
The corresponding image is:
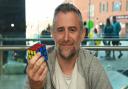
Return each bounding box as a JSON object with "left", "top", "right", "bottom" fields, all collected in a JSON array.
[{"left": 27, "top": 43, "right": 48, "bottom": 61}]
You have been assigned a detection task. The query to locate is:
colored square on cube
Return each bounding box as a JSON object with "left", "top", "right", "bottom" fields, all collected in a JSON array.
[{"left": 27, "top": 43, "right": 48, "bottom": 61}]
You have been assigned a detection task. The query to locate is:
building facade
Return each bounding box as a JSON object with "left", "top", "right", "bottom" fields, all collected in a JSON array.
[{"left": 65, "top": 0, "right": 128, "bottom": 34}]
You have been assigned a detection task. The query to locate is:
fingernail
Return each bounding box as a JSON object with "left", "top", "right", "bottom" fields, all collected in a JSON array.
[
  {"left": 42, "top": 57, "right": 45, "bottom": 62},
  {"left": 38, "top": 58, "right": 43, "bottom": 64},
  {"left": 37, "top": 52, "right": 41, "bottom": 56}
]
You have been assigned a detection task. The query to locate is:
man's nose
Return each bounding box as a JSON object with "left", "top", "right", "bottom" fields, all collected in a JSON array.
[{"left": 64, "top": 31, "right": 69, "bottom": 41}]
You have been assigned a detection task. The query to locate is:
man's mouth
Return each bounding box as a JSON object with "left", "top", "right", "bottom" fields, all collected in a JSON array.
[
  {"left": 58, "top": 41, "right": 74, "bottom": 48},
  {"left": 60, "top": 43, "right": 73, "bottom": 46},
  {"left": 61, "top": 44, "right": 73, "bottom": 47}
]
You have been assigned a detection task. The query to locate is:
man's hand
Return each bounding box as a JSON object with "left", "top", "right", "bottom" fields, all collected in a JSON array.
[{"left": 26, "top": 52, "right": 48, "bottom": 89}]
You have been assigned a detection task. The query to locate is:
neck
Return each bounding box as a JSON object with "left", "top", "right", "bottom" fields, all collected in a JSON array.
[{"left": 57, "top": 55, "right": 78, "bottom": 75}]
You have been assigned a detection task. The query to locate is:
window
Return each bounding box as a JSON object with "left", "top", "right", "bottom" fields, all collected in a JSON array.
[
  {"left": 112, "top": 0, "right": 121, "bottom": 11},
  {"left": 100, "top": 2, "right": 108, "bottom": 13},
  {"left": 89, "top": 4, "right": 94, "bottom": 17}
]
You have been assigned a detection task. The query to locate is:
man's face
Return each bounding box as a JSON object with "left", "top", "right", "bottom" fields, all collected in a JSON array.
[{"left": 52, "top": 12, "right": 85, "bottom": 60}]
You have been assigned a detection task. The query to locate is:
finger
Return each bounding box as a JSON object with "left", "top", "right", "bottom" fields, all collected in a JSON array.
[
  {"left": 36, "top": 62, "right": 46, "bottom": 75},
  {"left": 39, "top": 65, "right": 48, "bottom": 81},
  {"left": 33, "top": 62, "right": 46, "bottom": 80},
  {"left": 26, "top": 66, "right": 34, "bottom": 80},
  {"left": 32, "top": 57, "right": 45, "bottom": 74},
  {"left": 33, "top": 62, "right": 46, "bottom": 81},
  {"left": 27, "top": 57, "right": 44, "bottom": 78},
  {"left": 28, "top": 52, "right": 41, "bottom": 68}
]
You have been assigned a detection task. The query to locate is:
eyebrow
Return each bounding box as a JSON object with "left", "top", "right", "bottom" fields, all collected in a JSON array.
[
  {"left": 56, "top": 27, "right": 64, "bottom": 30},
  {"left": 56, "top": 26, "right": 77, "bottom": 30},
  {"left": 68, "top": 26, "right": 77, "bottom": 29}
]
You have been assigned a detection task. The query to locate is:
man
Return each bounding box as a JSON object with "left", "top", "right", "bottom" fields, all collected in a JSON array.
[
  {"left": 112, "top": 16, "right": 123, "bottom": 59},
  {"left": 103, "top": 18, "right": 114, "bottom": 59},
  {"left": 25, "top": 3, "right": 112, "bottom": 89},
  {"left": 83, "top": 21, "right": 89, "bottom": 45}
]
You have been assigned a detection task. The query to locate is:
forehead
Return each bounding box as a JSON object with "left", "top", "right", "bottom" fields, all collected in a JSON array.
[
  {"left": 55, "top": 11, "right": 79, "bottom": 18},
  {"left": 54, "top": 11, "right": 81, "bottom": 27}
]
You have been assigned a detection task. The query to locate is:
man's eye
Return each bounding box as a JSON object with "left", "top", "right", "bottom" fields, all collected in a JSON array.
[
  {"left": 69, "top": 28, "right": 76, "bottom": 32},
  {"left": 57, "top": 28, "right": 64, "bottom": 32}
]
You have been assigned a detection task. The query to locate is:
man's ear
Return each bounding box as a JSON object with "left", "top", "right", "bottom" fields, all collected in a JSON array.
[{"left": 81, "top": 28, "right": 86, "bottom": 42}]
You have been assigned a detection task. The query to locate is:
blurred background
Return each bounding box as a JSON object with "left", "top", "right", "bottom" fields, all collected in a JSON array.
[{"left": 0, "top": 0, "right": 128, "bottom": 89}]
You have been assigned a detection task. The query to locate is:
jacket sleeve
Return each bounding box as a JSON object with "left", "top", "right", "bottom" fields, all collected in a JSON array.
[{"left": 88, "top": 56, "right": 113, "bottom": 89}]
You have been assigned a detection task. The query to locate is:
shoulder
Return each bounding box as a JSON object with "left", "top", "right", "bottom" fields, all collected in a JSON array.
[
  {"left": 115, "top": 22, "right": 121, "bottom": 26},
  {"left": 78, "top": 48, "right": 104, "bottom": 74},
  {"left": 79, "top": 48, "right": 102, "bottom": 67},
  {"left": 80, "top": 48, "right": 97, "bottom": 57},
  {"left": 79, "top": 48, "right": 105, "bottom": 73},
  {"left": 79, "top": 48, "right": 99, "bottom": 67}
]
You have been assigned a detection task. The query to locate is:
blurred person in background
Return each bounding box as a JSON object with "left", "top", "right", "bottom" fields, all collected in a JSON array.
[
  {"left": 112, "top": 16, "right": 123, "bottom": 59},
  {"left": 83, "top": 21, "right": 89, "bottom": 45},
  {"left": 103, "top": 18, "right": 114, "bottom": 59}
]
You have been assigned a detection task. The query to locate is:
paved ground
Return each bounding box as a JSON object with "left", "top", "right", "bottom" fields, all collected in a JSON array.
[
  {"left": 0, "top": 74, "right": 26, "bottom": 89},
  {"left": 98, "top": 50, "right": 128, "bottom": 89},
  {"left": 99, "top": 50, "right": 128, "bottom": 71}
]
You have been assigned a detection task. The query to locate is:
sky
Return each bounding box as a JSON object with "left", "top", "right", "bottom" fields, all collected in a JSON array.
[
  {"left": 26, "top": 0, "right": 64, "bottom": 22},
  {"left": 25, "top": 0, "right": 64, "bottom": 40}
]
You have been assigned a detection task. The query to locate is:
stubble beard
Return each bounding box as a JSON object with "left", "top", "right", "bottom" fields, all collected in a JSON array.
[{"left": 56, "top": 46, "right": 79, "bottom": 61}]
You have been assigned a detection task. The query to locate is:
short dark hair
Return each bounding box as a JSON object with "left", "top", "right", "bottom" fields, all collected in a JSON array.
[
  {"left": 112, "top": 16, "right": 116, "bottom": 20},
  {"left": 52, "top": 3, "right": 83, "bottom": 31}
]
